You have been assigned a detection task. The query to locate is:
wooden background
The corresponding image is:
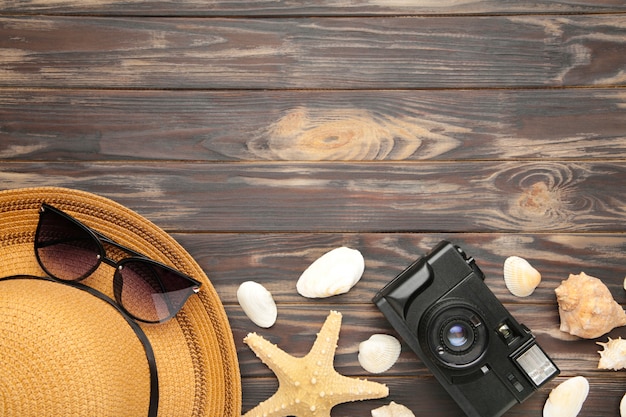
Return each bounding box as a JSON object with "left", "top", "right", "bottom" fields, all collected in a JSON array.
[{"left": 2, "top": 1, "right": 626, "bottom": 416}]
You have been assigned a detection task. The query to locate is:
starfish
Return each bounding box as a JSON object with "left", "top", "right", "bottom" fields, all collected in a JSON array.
[{"left": 243, "top": 310, "right": 389, "bottom": 417}]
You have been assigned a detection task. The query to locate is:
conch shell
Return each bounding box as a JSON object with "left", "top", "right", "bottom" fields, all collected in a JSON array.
[
  {"left": 371, "top": 401, "right": 415, "bottom": 417},
  {"left": 542, "top": 376, "right": 589, "bottom": 417},
  {"left": 555, "top": 272, "right": 626, "bottom": 339},
  {"left": 597, "top": 337, "right": 626, "bottom": 370},
  {"left": 621, "top": 392, "right": 626, "bottom": 417},
  {"left": 503, "top": 256, "right": 541, "bottom": 297},
  {"left": 296, "top": 247, "right": 365, "bottom": 298},
  {"left": 358, "top": 334, "right": 401, "bottom": 374},
  {"left": 237, "top": 281, "right": 277, "bottom": 328}
]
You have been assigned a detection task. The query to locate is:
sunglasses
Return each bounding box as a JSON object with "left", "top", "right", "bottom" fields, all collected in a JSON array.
[{"left": 34, "top": 203, "right": 202, "bottom": 324}]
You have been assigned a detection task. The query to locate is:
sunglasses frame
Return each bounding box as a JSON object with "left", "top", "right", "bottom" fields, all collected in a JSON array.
[{"left": 35, "top": 203, "right": 202, "bottom": 323}]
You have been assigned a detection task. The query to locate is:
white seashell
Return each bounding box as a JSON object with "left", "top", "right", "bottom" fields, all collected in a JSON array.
[
  {"left": 620, "top": 392, "right": 626, "bottom": 417},
  {"left": 503, "top": 256, "right": 541, "bottom": 297},
  {"left": 237, "top": 281, "right": 277, "bottom": 328},
  {"left": 542, "top": 376, "right": 589, "bottom": 417},
  {"left": 597, "top": 337, "right": 626, "bottom": 370},
  {"left": 358, "top": 334, "right": 401, "bottom": 374},
  {"left": 296, "top": 247, "right": 365, "bottom": 298},
  {"left": 371, "top": 401, "right": 415, "bottom": 417}
]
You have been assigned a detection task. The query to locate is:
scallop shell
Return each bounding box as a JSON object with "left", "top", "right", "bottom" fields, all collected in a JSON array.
[
  {"left": 597, "top": 337, "right": 626, "bottom": 370},
  {"left": 620, "top": 392, "right": 626, "bottom": 417},
  {"left": 358, "top": 334, "right": 401, "bottom": 374},
  {"left": 371, "top": 401, "right": 415, "bottom": 417},
  {"left": 503, "top": 256, "right": 541, "bottom": 297},
  {"left": 237, "top": 281, "right": 277, "bottom": 328},
  {"left": 296, "top": 247, "right": 365, "bottom": 298},
  {"left": 542, "top": 376, "right": 589, "bottom": 417},
  {"left": 555, "top": 272, "right": 626, "bottom": 339}
]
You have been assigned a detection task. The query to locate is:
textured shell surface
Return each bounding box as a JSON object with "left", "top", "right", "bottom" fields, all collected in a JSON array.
[
  {"left": 296, "top": 246, "right": 365, "bottom": 298},
  {"left": 555, "top": 272, "right": 626, "bottom": 339},
  {"left": 371, "top": 401, "right": 415, "bottom": 417},
  {"left": 597, "top": 337, "right": 626, "bottom": 370},
  {"left": 237, "top": 281, "right": 277, "bottom": 328},
  {"left": 503, "top": 255, "right": 541, "bottom": 297},
  {"left": 542, "top": 376, "right": 589, "bottom": 417},
  {"left": 358, "top": 334, "right": 401, "bottom": 374}
]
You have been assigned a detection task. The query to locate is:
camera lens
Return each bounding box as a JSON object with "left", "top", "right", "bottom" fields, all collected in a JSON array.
[
  {"left": 445, "top": 322, "right": 473, "bottom": 350},
  {"left": 420, "top": 299, "right": 488, "bottom": 368}
]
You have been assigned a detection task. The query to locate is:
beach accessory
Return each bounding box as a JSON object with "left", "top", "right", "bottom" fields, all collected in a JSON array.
[
  {"left": 35, "top": 203, "right": 202, "bottom": 323},
  {"left": 0, "top": 187, "right": 241, "bottom": 417}
]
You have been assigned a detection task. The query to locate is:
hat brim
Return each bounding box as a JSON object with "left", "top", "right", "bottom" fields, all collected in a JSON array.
[{"left": 0, "top": 187, "right": 241, "bottom": 417}]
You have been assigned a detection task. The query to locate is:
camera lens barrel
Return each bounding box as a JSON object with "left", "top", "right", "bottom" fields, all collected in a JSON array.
[{"left": 421, "top": 299, "right": 488, "bottom": 368}]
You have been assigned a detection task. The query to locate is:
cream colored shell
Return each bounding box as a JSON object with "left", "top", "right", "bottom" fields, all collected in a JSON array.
[
  {"left": 597, "top": 337, "right": 626, "bottom": 371},
  {"left": 237, "top": 281, "right": 277, "bottom": 328},
  {"left": 620, "top": 392, "right": 626, "bottom": 417},
  {"left": 371, "top": 401, "right": 415, "bottom": 417},
  {"left": 555, "top": 272, "right": 626, "bottom": 339},
  {"left": 358, "top": 334, "right": 401, "bottom": 374},
  {"left": 296, "top": 246, "right": 365, "bottom": 298},
  {"left": 542, "top": 376, "right": 589, "bottom": 417},
  {"left": 503, "top": 256, "right": 541, "bottom": 297}
]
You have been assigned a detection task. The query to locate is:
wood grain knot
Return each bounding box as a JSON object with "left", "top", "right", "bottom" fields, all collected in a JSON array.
[{"left": 249, "top": 107, "right": 460, "bottom": 161}]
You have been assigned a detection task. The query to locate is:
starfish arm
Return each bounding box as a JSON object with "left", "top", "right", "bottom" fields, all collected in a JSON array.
[
  {"left": 244, "top": 332, "right": 299, "bottom": 377},
  {"left": 324, "top": 372, "right": 389, "bottom": 404},
  {"left": 305, "top": 310, "right": 341, "bottom": 368}
]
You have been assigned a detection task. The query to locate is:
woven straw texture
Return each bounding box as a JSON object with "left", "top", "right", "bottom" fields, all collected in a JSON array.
[{"left": 0, "top": 187, "right": 241, "bottom": 417}]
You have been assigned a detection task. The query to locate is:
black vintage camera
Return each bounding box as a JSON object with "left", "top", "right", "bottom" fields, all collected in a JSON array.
[{"left": 373, "top": 241, "right": 559, "bottom": 417}]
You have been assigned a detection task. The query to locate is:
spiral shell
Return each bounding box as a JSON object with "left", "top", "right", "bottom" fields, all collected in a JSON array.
[
  {"left": 597, "top": 337, "right": 626, "bottom": 371},
  {"left": 503, "top": 256, "right": 541, "bottom": 297},
  {"left": 358, "top": 334, "right": 401, "bottom": 374},
  {"left": 555, "top": 272, "right": 626, "bottom": 339},
  {"left": 237, "top": 281, "right": 277, "bottom": 328},
  {"left": 371, "top": 401, "right": 415, "bottom": 417},
  {"left": 296, "top": 247, "right": 365, "bottom": 298},
  {"left": 542, "top": 376, "right": 589, "bottom": 417},
  {"left": 620, "top": 392, "right": 626, "bottom": 417}
]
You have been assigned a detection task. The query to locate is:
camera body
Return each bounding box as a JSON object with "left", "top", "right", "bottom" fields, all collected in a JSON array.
[{"left": 373, "top": 241, "right": 559, "bottom": 417}]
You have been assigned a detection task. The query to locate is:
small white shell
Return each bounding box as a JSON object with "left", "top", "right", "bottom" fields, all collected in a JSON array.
[
  {"left": 542, "top": 376, "right": 589, "bottom": 417},
  {"left": 358, "top": 334, "right": 401, "bottom": 374},
  {"left": 620, "top": 392, "right": 626, "bottom": 417},
  {"left": 597, "top": 337, "right": 626, "bottom": 370},
  {"left": 371, "top": 401, "right": 415, "bottom": 417},
  {"left": 237, "top": 281, "right": 277, "bottom": 328},
  {"left": 503, "top": 256, "right": 541, "bottom": 297},
  {"left": 296, "top": 247, "right": 365, "bottom": 298}
]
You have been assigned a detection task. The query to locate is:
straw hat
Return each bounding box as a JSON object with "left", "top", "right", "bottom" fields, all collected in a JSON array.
[{"left": 0, "top": 187, "right": 241, "bottom": 417}]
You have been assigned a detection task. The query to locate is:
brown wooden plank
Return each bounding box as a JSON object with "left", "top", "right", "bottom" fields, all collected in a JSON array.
[
  {"left": 230, "top": 304, "right": 626, "bottom": 377},
  {"left": 1, "top": 16, "right": 625, "bottom": 89},
  {"left": 176, "top": 232, "right": 626, "bottom": 306},
  {"left": 242, "top": 374, "right": 626, "bottom": 416},
  {"left": 2, "top": 88, "right": 625, "bottom": 162},
  {"left": 2, "top": 0, "right": 625, "bottom": 16},
  {"left": 1, "top": 161, "right": 625, "bottom": 232}
]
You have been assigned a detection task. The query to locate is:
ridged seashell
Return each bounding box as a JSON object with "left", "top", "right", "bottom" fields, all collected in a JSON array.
[
  {"left": 555, "top": 272, "right": 626, "bottom": 339},
  {"left": 237, "top": 281, "right": 277, "bottom": 328},
  {"left": 597, "top": 337, "right": 626, "bottom": 370},
  {"left": 371, "top": 401, "right": 415, "bottom": 417},
  {"left": 620, "top": 392, "right": 626, "bottom": 417},
  {"left": 542, "top": 376, "right": 589, "bottom": 417},
  {"left": 296, "top": 247, "right": 365, "bottom": 298},
  {"left": 358, "top": 334, "right": 401, "bottom": 374},
  {"left": 503, "top": 256, "right": 541, "bottom": 297}
]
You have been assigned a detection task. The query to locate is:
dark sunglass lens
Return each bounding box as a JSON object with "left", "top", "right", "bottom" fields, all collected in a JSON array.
[
  {"left": 114, "top": 260, "right": 198, "bottom": 323},
  {"left": 36, "top": 207, "right": 101, "bottom": 280}
]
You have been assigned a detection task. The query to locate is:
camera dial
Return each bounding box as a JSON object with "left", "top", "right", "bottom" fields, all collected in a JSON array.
[{"left": 420, "top": 299, "right": 488, "bottom": 369}]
